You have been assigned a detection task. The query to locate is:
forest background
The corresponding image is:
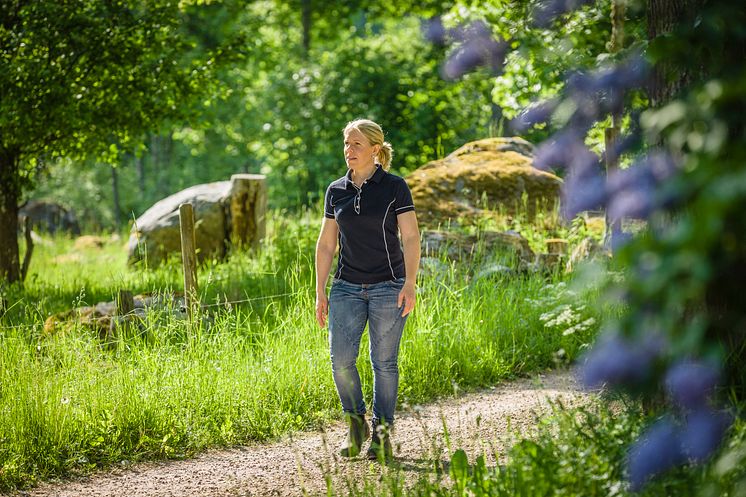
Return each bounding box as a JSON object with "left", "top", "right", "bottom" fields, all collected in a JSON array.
[{"left": 20, "top": 0, "right": 611, "bottom": 230}]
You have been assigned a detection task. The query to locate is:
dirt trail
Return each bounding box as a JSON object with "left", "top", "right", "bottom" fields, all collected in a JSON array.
[{"left": 20, "top": 369, "right": 584, "bottom": 497}]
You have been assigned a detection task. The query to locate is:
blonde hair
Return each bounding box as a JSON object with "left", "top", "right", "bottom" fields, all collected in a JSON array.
[{"left": 343, "top": 119, "right": 394, "bottom": 170}]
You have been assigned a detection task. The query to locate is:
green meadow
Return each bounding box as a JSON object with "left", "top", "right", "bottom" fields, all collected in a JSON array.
[{"left": 0, "top": 210, "right": 602, "bottom": 490}]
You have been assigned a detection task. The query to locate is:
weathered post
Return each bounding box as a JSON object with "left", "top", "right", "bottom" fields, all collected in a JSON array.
[
  {"left": 229, "top": 174, "right": 267, "bottom": 250},
  {"left": 179, "top": 203, "right": 199, "bottom": 320},
  {"left": 20, "top": 216, "right": 33, "bottom": 282}
]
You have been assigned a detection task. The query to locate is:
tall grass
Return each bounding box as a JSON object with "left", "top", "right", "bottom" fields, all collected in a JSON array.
[{"left": 0, "top": 209, "right": 604, "bottom": 490}]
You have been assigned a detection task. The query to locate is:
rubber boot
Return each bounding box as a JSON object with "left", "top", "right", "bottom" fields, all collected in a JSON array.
[
  {"left": 366, "top": 419, "right": 393, "bottom": 462},
  {"left": 339, "top": 413, "right": 370, "bottom": 457}
]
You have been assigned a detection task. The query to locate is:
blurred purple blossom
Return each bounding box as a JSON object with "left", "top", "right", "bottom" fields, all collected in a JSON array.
[
  {"left": 561, "top": 163, "right": 606, "bottom": 219},
  {"left": 579, "top": 331, "right": 665, "bottom": 389},
  {"left": 509, "top": 98, "right": 559, "bottom": 133},
  {"left": 680, "top": 408, "right": 733, "bottom": 462},
  {"left": 665, "top": 360, "right": 720, "bottom": 410},
  {"left": 422, "top": 16, "right": 447, "bottom": 46},
  {"left": 533, "top": 130, "right": 587, "bottom": 171},
  {"left": 627, "top": 418, "right": 685, "bottom": 491},
  {"left": 606, "top": 152, "right": 679, "bottom": 221},
  {"left": 610, "top": 230, "right": 634, "bottom": 252},
  {"left": 441, "top": 21, "right": 506, "bottom": 80},
  {"left": 532, "top": 0, "right": 596, "bottom": 28}
]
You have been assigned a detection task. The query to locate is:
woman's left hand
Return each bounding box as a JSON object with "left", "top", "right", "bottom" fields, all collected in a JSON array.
[{"left": 397, "top": 281, "right": 417, "bottom": 317}]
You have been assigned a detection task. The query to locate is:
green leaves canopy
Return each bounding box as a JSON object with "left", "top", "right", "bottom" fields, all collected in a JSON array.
[{"left": 1, "top": 0, "right": 218, "bottom": 174}]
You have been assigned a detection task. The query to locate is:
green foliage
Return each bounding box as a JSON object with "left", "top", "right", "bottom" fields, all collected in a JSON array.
[
  {"left": 0, "top": 0, "right": 226, "bottom": 169},
  {"left": 338, "top": 402, "right": 746, "bottom": 497}
]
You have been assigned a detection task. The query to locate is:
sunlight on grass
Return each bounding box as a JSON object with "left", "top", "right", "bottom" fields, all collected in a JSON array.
[{"left": 0, "top": 209, "right": 607, "bottom": 490}]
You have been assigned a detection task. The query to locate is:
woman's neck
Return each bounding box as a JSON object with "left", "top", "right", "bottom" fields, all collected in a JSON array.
[{"left": 351, "top": 164, "right": 377, "bottom": 186}]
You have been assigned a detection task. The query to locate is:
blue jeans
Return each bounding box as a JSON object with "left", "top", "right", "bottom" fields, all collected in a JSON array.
[{"left": 328, "top": 277, "right": 408, "bottom": 426}]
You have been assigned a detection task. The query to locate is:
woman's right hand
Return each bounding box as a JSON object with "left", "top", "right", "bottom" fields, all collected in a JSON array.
[{"left": 315, "top": 292, "right": 329, "bottom": 328}]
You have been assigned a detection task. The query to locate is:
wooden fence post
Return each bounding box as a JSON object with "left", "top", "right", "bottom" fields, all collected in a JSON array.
[
  {"left": 229, "top": 174, "right": 267, "bottom": 250},
  {"left": 179, "top": 203, "right": 199, "bottom": 320}
]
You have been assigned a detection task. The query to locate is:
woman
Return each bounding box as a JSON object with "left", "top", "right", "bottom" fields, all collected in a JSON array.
[{"left": 315, "top": 119, "right": 420, "bottom": 461}]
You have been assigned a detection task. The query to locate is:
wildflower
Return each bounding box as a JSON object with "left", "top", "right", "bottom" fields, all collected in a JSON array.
[
  {"left": 441, "top": 21, "right": 506, "bottom": 80},
  {"left": 509, "top": 98, "right": 559, "bottom": 133},
  {"left": 532, "top": 0, "right": 596, "bottom": 28},
  {"left": 627, "top": 417, "right": 684, "bottom": 491},
  {"left": 680, "top": 408, "right": 733, "bottom": 462},
  {"left": 421, "top": 16, "right": 447, "bottom": 46},
  {"left": 664, "top": 360, "right": 720, "bottom": 410},
  {"left": 579, "top": 331, "right": 663, "bottom": 389}
]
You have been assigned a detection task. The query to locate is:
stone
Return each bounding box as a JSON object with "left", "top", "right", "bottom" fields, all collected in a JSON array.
[
  {"left": 43, "top": 292, "right": 186, "bottom": 338},
  {"left": 565, "top": 237, "right": 610, "bottom": 272},
  {"left": 74, "top": 235, "right": 108, "bottom": 250},
  {"left": 127, "top": 175, "right": 266, "bottom": 267},
  {"left": 19, "top": 200, "right": 81, "bottom": 235},
  {"left": 406, "top": 137, "right": 562, "bottom": 227},
  {"left": 421, "top": 229, "right": 535, "bottom": 264},
  {"left": 128, "top": 181, "right": 230, "bottom": 266},
  {"left": 545, "top": 238, "right": 569, "bottom": 255}
]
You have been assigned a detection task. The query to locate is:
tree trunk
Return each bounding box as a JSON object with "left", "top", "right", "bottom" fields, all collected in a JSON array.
[
  {"left": 0, "top": 151, "right": 21, "bottom": 284},
  {"left": 646, "top": 0, "right": 703, "bottom": 106}
]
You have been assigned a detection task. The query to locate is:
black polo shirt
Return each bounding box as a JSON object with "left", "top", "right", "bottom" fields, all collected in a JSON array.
[{"left": 324, "top": 165, "right": 416, "bottom": 284}]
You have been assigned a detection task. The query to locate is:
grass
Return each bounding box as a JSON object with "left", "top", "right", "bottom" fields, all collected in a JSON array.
[
  {"left": 338, "top": 400, "right": 746, "bottom": 497},
  {"left": 0, "top": 208, "right": 606, "bottom": 491}
]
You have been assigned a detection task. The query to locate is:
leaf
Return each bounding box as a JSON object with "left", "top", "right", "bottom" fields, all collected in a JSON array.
[{"left": 449, "top": 449, "right": 469, "bottom": 483}]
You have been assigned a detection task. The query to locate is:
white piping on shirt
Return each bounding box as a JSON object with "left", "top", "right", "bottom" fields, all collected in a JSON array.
[
  {"left": 335, "top": 231, "right": 344, "bottom": 279},
  {"left": 395, "top": 205, "right": 414, "bottom": 212},
  {"left": 382, "top": 199, "right": 396, "bottom": 279}
]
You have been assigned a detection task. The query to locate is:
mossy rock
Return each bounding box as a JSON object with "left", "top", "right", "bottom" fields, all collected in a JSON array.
[{"left": 406, "top": 137, "right": 561, "bottom": 227}]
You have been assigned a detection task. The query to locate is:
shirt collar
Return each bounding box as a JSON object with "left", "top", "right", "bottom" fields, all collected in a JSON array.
[{"left": 345, "top": 164, "right": 385, "bottom": 188}]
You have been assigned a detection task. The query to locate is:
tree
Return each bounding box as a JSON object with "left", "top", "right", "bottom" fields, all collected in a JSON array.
[{"left": 0, "top": 0, "right": 233, "bottom": 284}]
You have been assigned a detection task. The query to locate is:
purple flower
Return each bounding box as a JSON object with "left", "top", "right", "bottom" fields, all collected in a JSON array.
[
  {"left": 533, "top": 130, "right": 586, "bottom": 170},
  {"left": 607, "top": 186, "right": 654, "bottom": 221},
  {"left": 614, "top": 52, "right": 651, "bottom": 90},
  {"left": 627, "top": 418, "right": 685, "bottom": 491},
  {"left": 665, "top": 360, "right": 720, "bottom": 410},
  {"left": 606, "top": 152, "right": 679, "bottom": 221},
  {"left": 610, "top": 230, "right": 633, "bottom": 253},
  {"left": 579, "top": 332, "right": 664, "bottom": 389},
  {"left": 561, "top": 164, "right": 606, "bottom": 219},
  {"left": 509, "top": 99, "right": 559, "bottom": 133},
  {"left": 532, "top": 0, "right": 596, "bottom": 28},
  {"left": 680, "top": 408, "right": 733, "bottom": 462},
  {"left": 441, "top": 22, "right": 506, "bottom": 80},
  {"left": 422, "top": 16, "right": 447, "bottom": 46}
]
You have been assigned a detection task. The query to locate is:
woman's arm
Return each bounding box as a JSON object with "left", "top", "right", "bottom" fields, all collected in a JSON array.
[
  {"left": 397, "top": 210, "right": 420, "bottom": 317},
  {"left": 315, "top": 217, "right": 339, "bottom": 327}
]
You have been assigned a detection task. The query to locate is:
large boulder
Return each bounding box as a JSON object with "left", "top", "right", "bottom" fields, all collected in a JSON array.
[
  {"left": 19, "top": 200, "right": 81, "bottom": 235},
  {"left": 406, "top": 137, "right": 562, "bottom": 227},
  {"left": 128, "top": 174, "right": 266, "bottom": 267}
]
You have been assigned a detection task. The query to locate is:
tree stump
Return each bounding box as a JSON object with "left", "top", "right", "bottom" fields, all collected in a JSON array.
[{"left": 229, "top": 174, "right": 267, "bottom": 250}]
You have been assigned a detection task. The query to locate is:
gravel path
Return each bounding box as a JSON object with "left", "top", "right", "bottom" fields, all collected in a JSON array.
[{"left": 18, "top": 369, "right": 585, "bottom": 497}]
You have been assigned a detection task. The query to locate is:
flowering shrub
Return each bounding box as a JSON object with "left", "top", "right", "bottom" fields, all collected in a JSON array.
[{"left": 426, "top": 0, "right": 746, "bottom": 490}]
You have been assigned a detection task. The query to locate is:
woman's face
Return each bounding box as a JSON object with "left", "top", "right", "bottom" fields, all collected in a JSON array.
[{"left": 344, "top": 128, "right": 379, "bottom": 171}]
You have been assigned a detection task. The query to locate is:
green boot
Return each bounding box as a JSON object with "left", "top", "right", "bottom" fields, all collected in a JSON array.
[
  {"left": 366, "top": 419, "right": 393, "bottom": 462},
  {"left": 340, "top": 413, "right": 370, "bottom": 457}
]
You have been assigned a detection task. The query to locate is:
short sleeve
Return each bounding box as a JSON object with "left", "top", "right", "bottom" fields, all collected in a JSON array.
[
  {"left": 394, "top": 178, "right": 415, "bottom": 215},
  {"left": 324, "top": 185, "right": 335, "bottom": 219}
]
